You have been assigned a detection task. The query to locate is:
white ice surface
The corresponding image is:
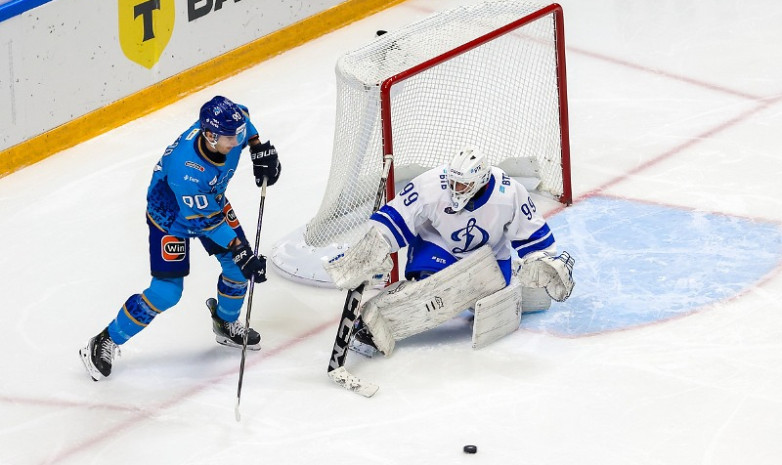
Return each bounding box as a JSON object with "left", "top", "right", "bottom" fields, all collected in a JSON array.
[{"left": 1, "top": 1, "right": 782, "bottom": 464}]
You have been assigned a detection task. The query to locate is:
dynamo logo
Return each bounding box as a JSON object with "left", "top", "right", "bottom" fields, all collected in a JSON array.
[{"left": 450, "top": 218, "right": 489, "bottom": 254}]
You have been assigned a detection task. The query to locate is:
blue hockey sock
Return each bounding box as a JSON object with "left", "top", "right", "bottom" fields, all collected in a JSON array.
[
  {"left": 108, "top": 277, "right": 183, "bottom": 344},
  {"left": 214, "top": 252, "right": 247, "bottom": 321}
]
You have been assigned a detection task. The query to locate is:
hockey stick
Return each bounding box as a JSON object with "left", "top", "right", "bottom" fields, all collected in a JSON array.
[
  {"left": 235, "top": 177, "right": 268, "bottom": 422},
  {"left": 326, "top": 154, "right": 393, "bottom": 398}
]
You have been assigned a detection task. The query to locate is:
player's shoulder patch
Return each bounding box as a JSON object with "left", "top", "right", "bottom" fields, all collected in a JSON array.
[{"left": 491, "top": 168, "right": 516, "bottom": 196}]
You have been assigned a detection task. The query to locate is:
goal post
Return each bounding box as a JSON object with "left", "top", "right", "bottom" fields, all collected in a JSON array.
[{"left": 272, "top": 0, "right": 572, "bottom": 287}]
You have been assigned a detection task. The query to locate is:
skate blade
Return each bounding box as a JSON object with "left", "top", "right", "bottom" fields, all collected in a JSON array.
[
  {"left": 78, "top": 348, "right": 104, "bottom": 382},
  {"left": 215, "top": 336, "right": 261, "bottom": 351},
  {"left": 348, "top": 340, "right": 377, "bottom": 358}
]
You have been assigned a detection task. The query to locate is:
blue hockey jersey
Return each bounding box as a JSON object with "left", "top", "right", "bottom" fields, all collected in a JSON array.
[{"left": 146, "top": 114, "right": 259, "bottom": 248}]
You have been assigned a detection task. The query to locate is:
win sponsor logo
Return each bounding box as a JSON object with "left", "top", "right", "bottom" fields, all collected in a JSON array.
[
  {"left": 161, "top": 236, "right": 186, "bottom": 261},
  {"left": 222, "top": 203, "right": 240, "bottom": 228}
]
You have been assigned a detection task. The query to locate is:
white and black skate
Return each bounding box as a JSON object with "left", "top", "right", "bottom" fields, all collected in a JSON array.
[
  {"left": 206, "top": 298, "right": 261, "bottom": 350},
  {"left": 349, "top": 318, "right": 378, "bottom": 358},
  {"left": 79, "top": 328, "right": 119, "bottom": 381}
]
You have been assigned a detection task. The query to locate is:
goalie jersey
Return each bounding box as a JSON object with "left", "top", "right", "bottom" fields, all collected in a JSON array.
[{"left": 370, "top": 165, "right": 556, "bottom": 283}]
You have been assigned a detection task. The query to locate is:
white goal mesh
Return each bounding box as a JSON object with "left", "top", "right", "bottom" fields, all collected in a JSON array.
[{"left": 271, "top": 0, "right": 571, "bottom": 286}]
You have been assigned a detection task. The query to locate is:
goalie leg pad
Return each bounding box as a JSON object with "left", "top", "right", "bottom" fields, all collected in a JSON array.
[
  {"left": 362, "top": 245, "right": 506, "bottom": 356},
  {"left": 521, "top": 286, "right": 552, "bottom": 313},
  {"left": 472, "top": 281, "right": 523, "bottom": 349},
  {"left": 360, "top": 294, "right": 397, "bottom": 356}
]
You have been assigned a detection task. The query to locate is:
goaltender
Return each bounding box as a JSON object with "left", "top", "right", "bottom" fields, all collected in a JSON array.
[{"left": 324, "top": 145, "right": 575, "bottom": 356}]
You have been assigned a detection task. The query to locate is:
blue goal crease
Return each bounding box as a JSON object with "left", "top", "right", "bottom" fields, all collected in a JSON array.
[{"left": 521, "top": 196, "right": 782, "bottom": 337}]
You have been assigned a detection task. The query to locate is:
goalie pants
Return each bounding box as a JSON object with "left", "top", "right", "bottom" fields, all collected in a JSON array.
[
  {"left": 106, "top": 219, "right": 249, "bottom": 345},
  {"left": 404, "top": 236, "right": 512, "bottom": 285}
]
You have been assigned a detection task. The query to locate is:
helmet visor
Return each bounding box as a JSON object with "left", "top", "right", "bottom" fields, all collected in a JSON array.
[{"left": 220, "top": 123, "right": 247, "bottom": 146}]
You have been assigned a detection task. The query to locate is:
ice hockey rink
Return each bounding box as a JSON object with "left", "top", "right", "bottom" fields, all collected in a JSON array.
[{"left": 2, "top": 0, "right": 782, "bottom": 463}]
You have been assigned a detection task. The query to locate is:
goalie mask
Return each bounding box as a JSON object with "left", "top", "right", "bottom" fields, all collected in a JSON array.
[
  {"left": 447, "top": 146, "right": 491, "bottom": 212},
  {"left": 199, "top": 96, "right": 247, "bottom": 149}
]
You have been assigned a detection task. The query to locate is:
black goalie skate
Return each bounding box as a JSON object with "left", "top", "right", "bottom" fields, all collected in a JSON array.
[
  {"left": 206, "top": 298, "right": 261, "bottom": 350},
  {"left": 349, "top": 317, "right": 379, "bottom": 358}
]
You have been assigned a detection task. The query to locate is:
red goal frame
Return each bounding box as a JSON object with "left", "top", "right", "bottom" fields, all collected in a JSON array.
[{"left": 378, "top": 3, "right": 572, "bottom": 282}]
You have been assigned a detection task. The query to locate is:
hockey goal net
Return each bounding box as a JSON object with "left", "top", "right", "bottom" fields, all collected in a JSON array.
[{"left": 272, "top": 0, "right": 571, "bottom": 286}]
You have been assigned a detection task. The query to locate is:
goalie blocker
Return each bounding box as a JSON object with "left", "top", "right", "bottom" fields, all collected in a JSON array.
[{"left": 322, "top": 226, "right": 393, "bottom": 290}]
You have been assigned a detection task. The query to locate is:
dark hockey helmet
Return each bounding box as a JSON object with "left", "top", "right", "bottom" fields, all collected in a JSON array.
[{"left": 199, "top": 96, "right": 247, "bottom": 146}]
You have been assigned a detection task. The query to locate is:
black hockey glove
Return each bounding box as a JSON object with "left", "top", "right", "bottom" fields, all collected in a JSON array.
[
  {"left": 230, "top": 242, "right": 267, "bottom": 283},
  {"left": 250, "top": 140, "right": 281, "bottom": 187}
]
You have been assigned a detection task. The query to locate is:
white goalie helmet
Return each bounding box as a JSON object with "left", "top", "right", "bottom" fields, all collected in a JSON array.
[{"left": 447, "top": 145, "right": 491, "bottom": 212}]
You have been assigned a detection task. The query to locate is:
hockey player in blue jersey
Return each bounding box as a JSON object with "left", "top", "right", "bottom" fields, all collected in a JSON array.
[
  {"left": 324, "top": 146, "right": 575, "bottom": 356},
  {"left": 80, "top": 96, "right": 282, "bottom": 381}
]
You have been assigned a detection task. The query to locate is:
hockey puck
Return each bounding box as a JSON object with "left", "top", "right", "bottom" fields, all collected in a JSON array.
[{"left": 463, "top": 445, "right": 478, "bottom": 454}]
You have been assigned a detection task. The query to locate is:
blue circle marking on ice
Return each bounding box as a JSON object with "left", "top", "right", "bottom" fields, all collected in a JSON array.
[{"left": 521, "top": 196, "right": 782, "bottom": 337}]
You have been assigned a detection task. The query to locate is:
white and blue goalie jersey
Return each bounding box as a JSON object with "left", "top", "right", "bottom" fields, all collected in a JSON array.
[{"left": 370, "top": 165, "right": 556, "bottom": 277}]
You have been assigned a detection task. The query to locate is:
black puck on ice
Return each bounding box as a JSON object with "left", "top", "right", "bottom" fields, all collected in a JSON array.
[{"left": 463, "top": 445, "right": 478, "bottom": 454}]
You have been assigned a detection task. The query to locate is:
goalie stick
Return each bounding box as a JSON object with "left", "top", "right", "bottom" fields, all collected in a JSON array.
[{"left": 326, "top": 154, "right": 393, "bottom": 397}]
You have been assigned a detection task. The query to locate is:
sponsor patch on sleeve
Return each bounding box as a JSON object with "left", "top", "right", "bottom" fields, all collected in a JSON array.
[{"left": 222, "top": 203, "right": 240, "bottom": 229}]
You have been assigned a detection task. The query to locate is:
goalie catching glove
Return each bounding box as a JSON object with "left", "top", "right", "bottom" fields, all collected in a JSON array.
[
  {"left": 517, "top": 251, "right": 575, "bottom": 302},
  {"left": 323, "top": 226, "right": 393, "bottom": 290}
]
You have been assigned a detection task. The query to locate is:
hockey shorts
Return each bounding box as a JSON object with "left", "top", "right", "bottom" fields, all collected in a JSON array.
[{"left": 405, "top": 236, "right": 512, "bottom": 284}]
